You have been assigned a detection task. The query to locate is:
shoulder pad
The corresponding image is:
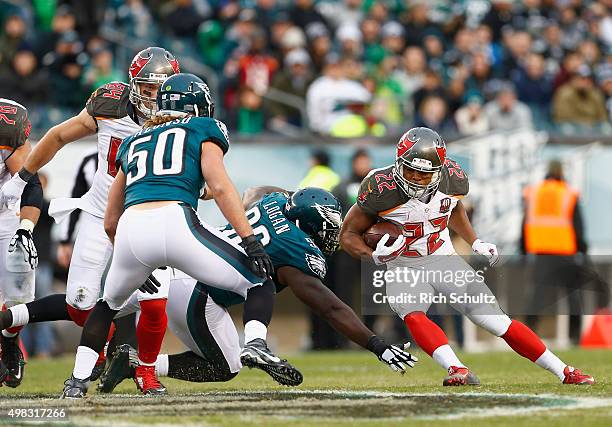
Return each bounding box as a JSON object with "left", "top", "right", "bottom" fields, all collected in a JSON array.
[
  {"left": 357, "top": 165, "right": 408, "bottom": 216},
  {"left": 86, "top": 82, "right": 130, "bottom": 119},
  {"left": 0, "top": 99, "right": 30, "bottom": 150},
  {"left": 439, "top": 158, "right": 469, "bottom": 196},
  {"left": 194, "top": 117, "right": 230, "bottom": 154}
]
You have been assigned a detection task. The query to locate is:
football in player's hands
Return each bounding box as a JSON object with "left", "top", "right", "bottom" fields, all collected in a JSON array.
[{"left": 364, "top": 220, "right": 403, "bottom": 249}]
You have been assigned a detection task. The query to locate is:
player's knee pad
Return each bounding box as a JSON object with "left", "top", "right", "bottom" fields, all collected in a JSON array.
[
  {"left": 467, "top": 313, "right": 512, "bottom": 337},
  {"left": 67, "top": 304, "right": 92, "bottom": 327}
]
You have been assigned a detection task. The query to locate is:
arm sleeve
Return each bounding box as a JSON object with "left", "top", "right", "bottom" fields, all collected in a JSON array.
[{"left": 20, "top": 173, "right": 42, "bottom": 210}]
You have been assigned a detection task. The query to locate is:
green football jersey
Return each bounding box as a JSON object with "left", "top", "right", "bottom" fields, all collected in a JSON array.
[
  {"left": 117, "top": 116, "right": 230, "bottom": 209},
  {"left": 204, "top": 192, "right": 328, "bottom": 307}
]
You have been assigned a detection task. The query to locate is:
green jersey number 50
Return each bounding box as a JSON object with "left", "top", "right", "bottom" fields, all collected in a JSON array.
[{"left": 126, "top": 128, "right": 186, "bottom": 186}]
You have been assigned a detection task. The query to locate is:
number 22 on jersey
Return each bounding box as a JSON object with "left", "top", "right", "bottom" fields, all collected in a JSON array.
[{"left": 126, "top": 128, "right": 186, "bottom": 185}]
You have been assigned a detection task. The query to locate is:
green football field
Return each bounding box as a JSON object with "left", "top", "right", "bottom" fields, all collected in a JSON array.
[{"left": 0, "top": 349, "right": 610, "bottom": 426}]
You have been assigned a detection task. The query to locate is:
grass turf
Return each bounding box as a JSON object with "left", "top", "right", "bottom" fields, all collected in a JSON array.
[{"left": 0, "top": 348, "right": 610, "bottom": 426}]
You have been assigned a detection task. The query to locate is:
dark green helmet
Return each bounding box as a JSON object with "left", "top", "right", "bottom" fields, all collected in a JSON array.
[
  {"left": 157, "top": 73, "right": 214, "bottom": 117},
  {"left": 284, "top": 188, "right": 343, "bottom": 256}
]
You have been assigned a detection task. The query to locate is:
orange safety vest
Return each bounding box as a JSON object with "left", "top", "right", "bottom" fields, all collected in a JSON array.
[{"left": 523, "top": 180, "right": 578, "bottom": 255}]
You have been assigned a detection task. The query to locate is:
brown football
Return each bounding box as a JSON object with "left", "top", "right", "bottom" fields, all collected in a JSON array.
[{"left": 363, "top": 220, "right": 403, "bottom": 249}]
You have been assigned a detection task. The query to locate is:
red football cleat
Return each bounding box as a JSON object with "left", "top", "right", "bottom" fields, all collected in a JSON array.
[
  {"left": 443, "top": 366, "right": 480, "bottom": 386},
  {"left": 134, "top": 364, "right": 167, "bottom": 395},
  {"left": 563, "top": 366, "right": 595, "bottom": 385}
]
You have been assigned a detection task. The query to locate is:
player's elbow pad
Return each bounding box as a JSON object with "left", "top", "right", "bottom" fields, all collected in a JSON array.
[{"left": 20, "top": 173, "right": 43, "bottom": 210}]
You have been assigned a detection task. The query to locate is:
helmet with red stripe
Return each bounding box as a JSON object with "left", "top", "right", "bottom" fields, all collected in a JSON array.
[
  {"left": 128, "top": 47, "right": 180, "bottom": 117},
  {"left": 393, "top": 127, "right": 446, "bottom": 198}
]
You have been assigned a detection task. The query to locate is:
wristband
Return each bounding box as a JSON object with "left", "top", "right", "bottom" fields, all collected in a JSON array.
[
  {"left": 366, "top": 335, "right": 387, "bottom": 357},
  {"left": 17, "top": 167, "right": 35, "bottom": 182},
  {"left": 19, "top": 219, "right": 35, "bottom": 232}
]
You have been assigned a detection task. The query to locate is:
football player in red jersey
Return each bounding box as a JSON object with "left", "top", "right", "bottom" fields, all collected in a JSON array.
[
  {"left": 0, "top": 48, "right": 179, "bottom": 393},
  {"left": 0, "top": 98, "right": 43, "bottom": 388},
  {"left": 340, "top": 127, "right": 595, "bottom": 386}
]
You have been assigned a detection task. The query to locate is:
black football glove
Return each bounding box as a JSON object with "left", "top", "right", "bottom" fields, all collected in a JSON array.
[
  {"left": 139, "top": 274, "right": 162, "bottom": 295},
  {"left": 367, "top": 336, "right": 418, "bottom": 374},
  {"left": 240, "top": 234, "right": 274, "bottom": 278},
  {"left": 7, "top": 228, "right": 38, "bottom": 271}
]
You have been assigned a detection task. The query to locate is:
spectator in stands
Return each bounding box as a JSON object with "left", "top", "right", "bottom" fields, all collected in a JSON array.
[
  {"left": 266, "top": 48, "right": 313, "bottom": 132},
  {"left": 553, "top": 50, "right": 584, "bottom": 90},
  {"left": 112, "top": 0, "right": 155, "bottom": 41},
  {"left": 401, "top": 1, "right": 438, "bottom": 47},
  {"left": 579, "top": 38, "right": 601, "bottom": 67},
  {"left": 446, "top": 77, "right": 467, "bottom": 115},
  {"left": 502, "top": 30, "right": 533, "bottom": 75},
  {"left": 423, "top": 32, "right": 446, "bottom": 75},
  {"left": 368, "top": 55, "right": 404, "bottom": 132},
  {"left": 392, "top": 46, "right": 426, "bottom": 105},
  {"left": 481, "top": 0, "right": 515, "bottom": 42},
  {"left": 0, "top": 49, "right": 48, "bottom": 106},
  {"left": 336, "top": 24, "right": 362, "bottom": 58},
  {"left": 553, "top": 65, "right": 608, "bottom": 127},
  {"left": 279, "top": 26, "right": 307, "bottom": 56},
  {"left": 415, "top": 95, "right": 455, "bottom": 135},
  {"left": 512, "top": 52, "right": 554, "bottom": 121},
  {"left": 455, "top": 93, "right": 489, "bottom": 136},
  {"left": 412, "top": 68, "right": 446, "bottom": 115},
  {"left": 84, "top": 47, "right": 122, "bottom": 92},
  {"left": 161, "top": 0, "right": 207, "bottom": 38},
  {"left": 0, "top": 13, "right": 28, "bottom": 74},
  {"left": 557, "top": 3, "right": 588, "bottom": 52},
  {"left": 465, "top": 51, "right": 495, "bottom": 98},
  {"left": 484, "top": 82, "right": 533, "bottom": 130},
  {"left": 290, "top": 0, "right": 328, "bottom": 32},
  {"left": 306, "top": 22, "right": 331, "bottom": 73},
  {"left": 318, "top": 0, "right": 363, "bottom": 29},
  {"left": 360, "top": 17, "right": 382, "bottom": 65},
  {"left": 197, "top": 20, "right": 228, "bottom": 72},
  {"left": 234, "top": 27, "right": 278, "bottom": 134},
  {"left": 542, "top": 21, "right": 565, "bottom": 64},
  {"left": 380, "top": 21, "right": 405, "bottom": 55},
  {"left": 253, "top": 0, "right": 280, "bottom": 39},
  {"left": 35, "top": 5, "right": 77, "bottom": 60},
  {"left": 298, "top": 149, "right": 340, "bottom": 191},
  {"left": 306, "top": 53, "right": 370, "bottom": 136}
]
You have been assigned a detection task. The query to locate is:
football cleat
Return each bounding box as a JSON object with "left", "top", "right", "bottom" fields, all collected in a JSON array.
[
  {"left": 240, "top": 338, "right": 303, "bottom": 386},
  {"left": 134, "top": 364, "right": 167, "bottom": 395},
  {"left": 563, "top": 366, "right": 595, "bottom": 385},
  {"left": 90, "top": 357, "right": 107, "bottom": 382},
  {"left": 0, "top": 336, "right": 25, "bottom": 388},
  {"left": 97, "top": 344, "right": 137, "bottom": 393},
  {"left": 61, "top": 375, "right": 90, "bottom": 399},
  {"left": 443, "top": 366, "right": 480, "bottom": 386}
]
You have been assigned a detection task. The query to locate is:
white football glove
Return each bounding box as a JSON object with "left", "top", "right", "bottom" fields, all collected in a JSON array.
[
  {"left": 7, "top": 228, "right": 38, "bottom": 272},
  {"left": 472, "top": 238, "right": 499, "bottom": 266},
  {"left": 378, "top": 342, "right": 418, "bottom": 374},
  {"left": 372, "top": 234, "right": 406, "bottom": 265},
  {"left": 0, "top": 172, "right": 28, "bottom": 210}
]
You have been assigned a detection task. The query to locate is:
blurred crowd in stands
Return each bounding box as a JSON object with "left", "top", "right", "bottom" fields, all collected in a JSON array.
[{"left": 1, "top": 0, "right": 612, "bottom": 138}]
